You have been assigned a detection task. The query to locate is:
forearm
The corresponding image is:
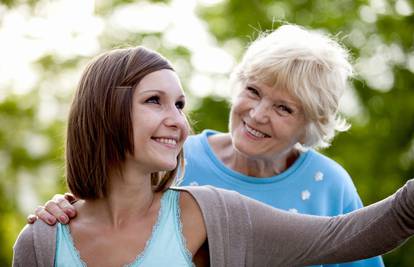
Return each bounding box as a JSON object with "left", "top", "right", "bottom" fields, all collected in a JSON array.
[{"left": 249, "top": 179, "right": 414, "bottom": 266}]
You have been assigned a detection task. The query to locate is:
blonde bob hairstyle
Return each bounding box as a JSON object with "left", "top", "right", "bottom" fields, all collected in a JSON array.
[
  {"left": 66, "top": 46, "right": 185, "bottom": 200},
  {"left": 231, "top": 24, "right": 353, "bottom": 148}
]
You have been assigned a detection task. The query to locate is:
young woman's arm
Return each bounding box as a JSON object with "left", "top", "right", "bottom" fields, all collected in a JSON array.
[
  {"left": 182, "top": 179, "right": 414, "bottom": 266},
  {"left": 247, "top": 182, "right": 414, "bottom": 266}
]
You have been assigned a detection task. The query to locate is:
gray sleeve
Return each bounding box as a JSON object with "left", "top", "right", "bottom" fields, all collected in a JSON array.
[
  {"left": 13, "top": 221, "right": 56, "bottom": 267},
  {"left": 247, "top": 179, "right": 414, "bottom": 266},
  {"left": 177, "top": 186, "right": 254, "bottom": 267},
  {"left": 13, "top": 224, "right": 37, "bottom": 267}
]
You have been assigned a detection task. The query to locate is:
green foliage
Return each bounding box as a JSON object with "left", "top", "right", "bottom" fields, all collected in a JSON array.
[
  {"left": 0, "top": 0, "right": 37, "bottom": 8},
  {"left": 0, "top": 92, "right": 66, "bottom": 264},
  {"left": 189, "top": 96, "right": 230, "bottom": 134}
]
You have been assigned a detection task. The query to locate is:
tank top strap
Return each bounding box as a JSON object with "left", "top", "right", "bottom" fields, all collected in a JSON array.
[{"left": 129, "top": 189, "right": 194, "bottom": 267}]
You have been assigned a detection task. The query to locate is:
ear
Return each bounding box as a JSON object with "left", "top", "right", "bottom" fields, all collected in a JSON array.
[{"left": 298, "top": 123, "right": 310, "bottom": 145}]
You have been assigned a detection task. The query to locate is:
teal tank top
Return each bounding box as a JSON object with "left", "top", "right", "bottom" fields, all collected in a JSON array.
[{"left": 54, "top": 190, "right": 194, "bottom": 267}]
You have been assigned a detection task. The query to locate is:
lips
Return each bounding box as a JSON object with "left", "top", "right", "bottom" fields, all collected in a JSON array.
[
  {"left": 244, "top": 122, "right": 270, "bottom": 138},
  {"left": 151, "top": 136, "right": 179, "bottom": 147}
]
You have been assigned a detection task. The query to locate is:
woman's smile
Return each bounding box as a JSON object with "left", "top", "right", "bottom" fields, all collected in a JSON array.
[
  {"left": 243, "top": 122, "right": 270, "bottom": 139},
  {"left": 151, "top": 136, "right": 180, "bottom": 149}
]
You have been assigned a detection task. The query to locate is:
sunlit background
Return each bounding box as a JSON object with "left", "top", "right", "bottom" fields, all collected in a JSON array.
[{"left": 1, "top": 0, "right": 413, "bottom": 265}]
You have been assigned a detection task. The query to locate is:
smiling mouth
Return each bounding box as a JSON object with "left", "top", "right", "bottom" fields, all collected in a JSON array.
[
  {"left": 152, "top": 137, "right": 178, "bottom": 147},
  {"left": 244, "top": 123, "right": 270, "bottom": 138}
]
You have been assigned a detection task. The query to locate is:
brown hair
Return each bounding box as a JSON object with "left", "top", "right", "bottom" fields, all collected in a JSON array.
[{"left": 66, "top": 46, "right": 184, "bottom": 199}]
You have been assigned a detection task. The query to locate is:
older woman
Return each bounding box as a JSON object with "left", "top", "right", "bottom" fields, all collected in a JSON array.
[
  {"left": 31, "top": 25, "right": 383, "bottom": 266},
  {"left": 168, "top": 24, "right": 383, "bottom": 266}
]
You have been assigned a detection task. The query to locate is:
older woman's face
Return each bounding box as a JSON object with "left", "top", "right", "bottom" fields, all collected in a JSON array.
[{"left": 229, "top": 80, "right": 307, "bottom": 159}]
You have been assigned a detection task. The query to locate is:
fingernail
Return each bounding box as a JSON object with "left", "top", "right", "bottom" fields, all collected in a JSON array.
[
  {"left": 48, "top": 218, "right": 56, "bottom": 225},
  {"left": 59, "top": 215, "right": 68, "bottom": 224},
  {"left": 67, "top": 209, "right": 75, "bottom": 217}
]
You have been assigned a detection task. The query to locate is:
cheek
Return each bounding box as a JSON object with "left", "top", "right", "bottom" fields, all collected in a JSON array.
[
  {"left": 229, "top": 105, "right": 240, "bottom": 133},
  {"left": 272, "top": 118, "right": 307, "bottom": 140},
  {"left": 182, "top": 119, "right": 190, "bottom": 140},
  {"left": 231, "top": 95, "right": 251, "bottom": 116}
]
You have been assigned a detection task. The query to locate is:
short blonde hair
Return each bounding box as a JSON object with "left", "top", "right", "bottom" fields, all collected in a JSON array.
[{"left": 231, "top": 24, "right": 353, "bottom": 148}]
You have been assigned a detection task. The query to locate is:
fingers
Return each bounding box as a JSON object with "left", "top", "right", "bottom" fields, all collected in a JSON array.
[
  {"left": 32, "top": 193, "right": 78, "bottom": 225},
  {"left": 56, "top": 194, "right": 77, "bottom": 218},
  {"left": 26, "top": 214, "right": 37, "bottom": 224},
  {"left": 44, "top": 200, "right": 70, "bottom": 224},
  {"left": 35, "top": 205, "right": 57, "bottom": 225},
  {"left": 64, "top": 192, "right": 77, "bottom": 204}
]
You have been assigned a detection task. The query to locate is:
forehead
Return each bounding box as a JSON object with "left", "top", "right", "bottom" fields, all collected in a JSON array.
[{"left": 135, "top": 69, "right": 184, "bottom": 96}]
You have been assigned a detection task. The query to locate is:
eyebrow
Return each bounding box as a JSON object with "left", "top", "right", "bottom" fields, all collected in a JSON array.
[
  {"left": 278, "top": 99, "right": 300, "bottom": 106},
  {"left": 140, "top": 89, "right": 166, "bottom": 94},
  {"left": 248, "top": 84, "right": 300, "bottom": 107}
]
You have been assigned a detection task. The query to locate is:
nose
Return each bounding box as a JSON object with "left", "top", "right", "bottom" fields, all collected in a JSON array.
[
  {"left": 249, "top": 101, "right": 270, "bottom": 124},
  {"left": 164, "top": 106, "right": 189, "bottom": 133}
]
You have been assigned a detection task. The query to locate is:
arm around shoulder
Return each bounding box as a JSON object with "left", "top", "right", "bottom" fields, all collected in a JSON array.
[
  {"left": 13, "top": 220, "right": 57, "bottom": 267},
  {"left": 13, "top": 224, "right": 36, "bottom": 267}
]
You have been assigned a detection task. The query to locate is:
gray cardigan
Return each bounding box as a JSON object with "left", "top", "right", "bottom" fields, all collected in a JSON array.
[{"left": 13, "top": 180, "right": 414, "bottom": 267}]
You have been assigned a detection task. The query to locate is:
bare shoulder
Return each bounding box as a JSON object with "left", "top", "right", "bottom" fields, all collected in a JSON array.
[{"left": 179, "top": 191, "right": 207, "bottom": 255}]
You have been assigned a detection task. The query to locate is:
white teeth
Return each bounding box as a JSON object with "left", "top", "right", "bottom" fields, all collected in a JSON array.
[
  {"left": 155, "top": 138, "right": 177, "bottom": 145},
  {"left": 245, "top": 124, "right": 266, "bottom": 138}
]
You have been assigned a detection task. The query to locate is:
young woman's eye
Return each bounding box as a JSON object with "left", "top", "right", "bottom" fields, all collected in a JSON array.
[
  {"left": 175, "top": 100, "right": 185, "bottom": 110},
  {"left": 145, "top": 96, "right": 160, "bottom": 104},
  {"left": 246, "top": 86, "right": 260, "bottom": 96}
]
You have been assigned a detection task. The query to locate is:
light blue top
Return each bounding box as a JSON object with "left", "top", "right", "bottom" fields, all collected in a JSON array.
[
  {"left": 54, "top": 190, "right": 193, "bottom": 267},
  {"left": 180, "top": 129, "right": 384, "bottom": 267}
]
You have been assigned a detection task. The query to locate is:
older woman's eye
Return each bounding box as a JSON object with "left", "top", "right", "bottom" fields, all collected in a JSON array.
[
  {"left": 145, "top": 96, "right": 160, "bottom": 104},
  {"left": 277, "top": 105, "right": 293, "bottom": 114},
  {"left": 246, "top": 86, "right": 260, "bottom": 96}
]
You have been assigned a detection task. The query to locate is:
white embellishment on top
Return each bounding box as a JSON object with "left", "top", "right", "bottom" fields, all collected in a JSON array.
[
  {"left": 288, "top": 208, "right": 298, "bottom": 213},
  {"left": 174, "top": 191, "right": 196, "bottom": 267},
  {"left": 314, "top": 171, "right": 324, "bottom": 181},
  {"left": 301, "top": 190, "right": 311, "bottom": 200},
  {"left": 189, "top": 181, "right": 199, "bottom": 186}
]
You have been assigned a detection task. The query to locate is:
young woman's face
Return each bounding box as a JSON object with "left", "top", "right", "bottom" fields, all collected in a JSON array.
[
  {"left": 229, "top": 80, "right": 307, "bottom": 160},
  {"left": 129, "top": 69, "right": 189, "bottom": 172}
]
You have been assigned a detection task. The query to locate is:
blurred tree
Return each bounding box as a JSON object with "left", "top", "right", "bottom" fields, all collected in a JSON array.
[
  {"left": 0, "top": 93, "right": 66, "bottom": 266},
  {"left": 189, "top": 96, "right": 230, "bottom": 133}
]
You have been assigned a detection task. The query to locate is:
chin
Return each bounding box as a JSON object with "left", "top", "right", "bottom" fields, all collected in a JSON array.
[{"left": 159, "top": 160, "right": 178, "bottom": 172}]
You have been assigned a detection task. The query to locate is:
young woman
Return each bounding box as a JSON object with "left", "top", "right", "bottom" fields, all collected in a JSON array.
[{"left": 14, "top": 46, "right": 414, "bottom": 267}]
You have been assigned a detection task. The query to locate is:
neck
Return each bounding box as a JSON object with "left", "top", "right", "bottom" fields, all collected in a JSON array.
[
  {"left": 78, "top": 159, "right": 160, "bottom": 229},
  {"left": 210, "top": 133, "right": 299, "bottom": 177}
]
